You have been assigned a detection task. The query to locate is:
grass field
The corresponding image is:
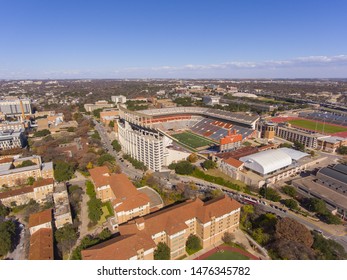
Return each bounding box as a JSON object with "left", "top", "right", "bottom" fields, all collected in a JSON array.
[
  {"left": 172, "top": 131, "right": 214, "bottom": 149},
  {"left": 288, "top": 119, "right": 347, "bottom": 134},
  {"left": 205, "top": 250, "right": 250, "bottom": 260}
]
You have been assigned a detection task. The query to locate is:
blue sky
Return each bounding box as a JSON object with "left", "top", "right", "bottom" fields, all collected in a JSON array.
[{"left": 0, "top": 0, "right": 346, "bottom": 79}]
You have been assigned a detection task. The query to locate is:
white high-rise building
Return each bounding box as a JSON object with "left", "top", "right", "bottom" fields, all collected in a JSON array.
[{"left": 111, "top": 95, "right": 127, "bottom": 104}]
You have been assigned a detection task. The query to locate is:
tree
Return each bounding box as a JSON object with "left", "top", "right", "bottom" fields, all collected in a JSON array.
[
  {"left": 319, "top": 212, "right": 341, "bottom": 225},
  {"left": 281, "top": 185, "right": 297, "bottom": 197},
  {"left": 108, "top": 121, "right": 115, "bottom": 128},
  {"left": 222, "top": 232, "right": 235, "bottom": 245},
  {"left": 312, "top": 232, "right": 347, "bottom": 260},
  {"left": 275, "top": 217, "right": 314, "bottom": 248},
  {"left": 154, "top": 242, "right": 170, "bottom": 260},
  {"left": 293, "top": 141, "right": 305, "bottom": 152},
  {"left": 252, "top": 228, "right": 270, "bottom": 245},
  {"left": 337, "top": 146, "right": 347, "bottom": 155},
  {"left": 259, "top": 187, "right": 281, "bottom": 202},
  {"left": 33, "top": 129, "right": 51, "bottom": 137},
  {"left": 201, "top": 159, "right": 217, "bottom": 170},
  {"left": 0, "top": 220, "right": 16, "bottom": 257},
  {"left": 98, "top": 228, "right": 112, "bottom": 241},
  {"left": 87, "top": 198, "right": 103, "bottom": 223},
  {"left": 26, "top": 176, "right": 36, "bottom": 186},
  {"left": 54, "top": 161, "right": 75, "bottom": 182},
  {"left": 97, "top": 153, "right": 115, "bottom": 166},
  {"left": 111, "top": 140, "right": 121, "bottom": 152},
  {"left": 0, "top": 203, "right": 10, "bottom": 217},
  {"left": 15, "top": 160, "right": 36, "bottom": 168},
  {"left": 173, "top": 161, "right": 195, "bottom": 175},
  {"left": 302, "top": 198, "right": 327, "bottom": 214},
  {"left": 186, "top": 234, "right": 202, "bottom": 252},
  {"left": 55, "top": 224, "right": 78, "bottom": 255},
  {"left": 282, "top": 199, "right": 299, "bottom": 210},
  {"left": 187, "top": 153, "right": 198, "bottom": 163}
]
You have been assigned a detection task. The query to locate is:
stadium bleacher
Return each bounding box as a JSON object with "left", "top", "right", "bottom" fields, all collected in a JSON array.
[{"left": 299, "top": 111, "right": 347, "bottom": 126}]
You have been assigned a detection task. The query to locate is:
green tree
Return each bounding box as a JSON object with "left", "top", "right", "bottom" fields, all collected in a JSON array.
[
  {"left": 337, "top": 146, "right": 347, "bottom": 155},
  {"left": 87, "top": 198, "right": 103, "bottom": 223},
  {"left": 98, "top": 228, "right": 112, "bottom": 241},
  {"left": 252, "top": 228, "right": 270, "bottom": 245},
  {"left": 54, "top": 224, "right": 78, "bottom": 255},
  {"left": 0, "top": 203, "right": 10, "bottom": 217},
  {"left": 92, "top": 108, "right": 103, "bottom": 118},
  {"left": 312, "top": 232, "right": 347, "bottom": 259},
  {"left": 33, "top": 129, "right": 51, "bottom": 137},
  {"left": 174, "top": 161, "right": 195, "bottom": 175},
  {"left": 201, "top": 159, "right": 217, "bottom": 170},
  {"left": 282, "top": 199, "right": 299, "bottom": 210},
  {"left": 97, "top": 153, "right": 115, "bottom": 166},
  {"left": 304, "top": 198, "right": 327, "bottom": 214},
  {"left": 26, "top": 176, "right": 35, "bottom": 185},
  {"left": 111, "top": 140, "right": 121, "bottom": 152},
  {"left": 108, "top": 120, "right": 115, "bottom": 128},
  {"left": 319, "top": 212, "right": 341, "bottom": 225},
  {"left": 154, "top": 242, "right": 170, "bottom": 260},
  {"left": 54, "top": 161, "right": 75, "bottom": 182},
  {"left": 15, "top": 160, "right": 36, "bottom": 168},
  {"left": 0, "top": 220, "right": 16, "bottom": 257},
  {"left": 259, "top": 187, "right": 281, "bottom": 202},
  {"left": 281, "top": 185, "right": 297, "bottom": 197},
  {"left": 293, "top": 141, "right": 305, "bottom": 152},
  {"left": 186, "top": 234, "right": 202, "bottom": 253}
]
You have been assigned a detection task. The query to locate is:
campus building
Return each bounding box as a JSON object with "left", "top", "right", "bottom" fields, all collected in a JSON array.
[
  {"left": 0, "top": 98, "right": 32, "bottom": 118},
  {"left": 53, "top": 184, "right": 73, "bottom": 229},
  {"left": 0, "top": 129, "right": 26, "bottom": 150},
  {"left": 84, "top": 101, "right": 114, "bottom": 112},
  {"left": 0, "top": 178, "right": 54, "bottom": 207},
  {"left": 219, "top": 129, "right": 242, "bottom": 152},
  {"left": 0, "top": 155, "right": 53, "bottom": 187},
  {"left": 28, "top": 209, "right": 54, "bottom": 260},
  {"left": 111, "top": 95, "right": 127, "bottom": 104},
  {"left": 89, "top": 166, "right": 151, "bottom": 227},
  {"left": 81, "top": 195, "right": 241, "bottom": 260}
]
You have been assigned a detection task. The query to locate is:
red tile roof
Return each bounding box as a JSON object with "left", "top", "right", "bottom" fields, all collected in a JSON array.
[
  {"left": 29, "top": 228, "right": 54, "bottom": 260},
  {"left": 28, "top": 209, "right": 52, "bottom": 228},
  {"left": 223, "top": 158, "right": 244, "bottom": 168}
]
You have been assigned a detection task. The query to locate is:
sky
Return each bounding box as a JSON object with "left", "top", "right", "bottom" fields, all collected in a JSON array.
[{"left": 0, "top": 0, "right": 346, "bottom": 79}]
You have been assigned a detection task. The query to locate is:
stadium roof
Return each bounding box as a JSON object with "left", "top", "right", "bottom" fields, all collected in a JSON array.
[
  {"left": 279, "top": 147, "right": 309, "bottom": 161},
  {"left": 239, "top": 149, "right": 293, "bottom": 175}
]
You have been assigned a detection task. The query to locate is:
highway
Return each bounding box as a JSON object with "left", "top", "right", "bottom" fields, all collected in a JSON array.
[{"left": 91, "top": 117, "right": 347, "bottom": 251}]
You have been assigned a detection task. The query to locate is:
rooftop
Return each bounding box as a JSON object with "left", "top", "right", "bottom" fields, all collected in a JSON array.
[
  {"left": 28, "top": 209, "right": 52, "bottom": 228},
  {"left": 29, "top": 228, "right": 54, "bottom": 260}
]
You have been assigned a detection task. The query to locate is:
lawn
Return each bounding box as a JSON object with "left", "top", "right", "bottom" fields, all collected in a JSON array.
[
  {"left": 98, "top": 205, "right": 110, "bottom": 225},
  {"left": 172, "top": 131, "right": 215, "bottom": 149},
  {"left": 205, "top": 250, "right": 250, "bottom": 260},
  {"left": 288, "top": 119, "right": 347, "bottom": 134}
]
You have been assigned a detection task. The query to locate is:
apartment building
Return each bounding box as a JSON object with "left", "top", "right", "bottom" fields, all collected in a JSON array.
[
  {"left": 0, "top": 155, "right": 53, "bottom": 187},
  {"left": 118, "top": 121, "right": 171, "bottom": 172},
  {"left": 89, "top": 166, "right": 151, "bottom": 226},
  {"left": 0, "top": 129, "right": 26, "bottom": 150},
  {"left": 0, "top": 178, "right": 54, "bottom": 207},
  {"left": 82, "top": 195, "right": 241, "bottom": 260}
]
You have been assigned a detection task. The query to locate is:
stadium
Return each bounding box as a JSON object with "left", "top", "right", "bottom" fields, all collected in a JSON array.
[{"left": 117, "top": 106, "right": 259, "bottom": 172}]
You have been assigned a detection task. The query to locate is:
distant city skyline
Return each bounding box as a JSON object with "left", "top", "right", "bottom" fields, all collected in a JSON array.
[{"left": 1, "top": 0, "right": 347, "bottom": 79}]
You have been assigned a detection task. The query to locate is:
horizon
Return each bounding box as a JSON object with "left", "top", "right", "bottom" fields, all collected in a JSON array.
[{"left": 1, "top": 0, "right": 347, "bottom": 79}]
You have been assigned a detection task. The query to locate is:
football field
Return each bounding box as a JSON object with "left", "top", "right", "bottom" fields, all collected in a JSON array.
[{"left": 172, "top": 131, "right": 215, "bottom": 149}]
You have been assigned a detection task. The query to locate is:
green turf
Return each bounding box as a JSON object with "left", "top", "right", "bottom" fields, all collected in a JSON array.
[
  {"left": 172, "top": 132, "right": 214, "bottom": 148},
  {"left": 205, "top": 250, "right": 250, "bottom": 260},
  {"left": 288, "top": 119, "right": 347, "bottom": 134},
  {"left": 98, "top": 205, "right": 110, "bottom": 225}
]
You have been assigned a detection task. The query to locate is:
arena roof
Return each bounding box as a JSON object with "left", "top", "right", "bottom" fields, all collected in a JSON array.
[
  {"left": 278, "top": 148, "right": 309, "bottom": 161},
  {"left": 240, "top": 149, "right": 294, "bottom": 175}
]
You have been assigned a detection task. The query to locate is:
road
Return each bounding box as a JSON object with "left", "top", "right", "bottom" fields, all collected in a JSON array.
[
  {"left": 91, "top": 116, "right": 347, "bottom": 251},
  {"left": 92, "top": 119, "right": 141, "bottom": 180}
]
